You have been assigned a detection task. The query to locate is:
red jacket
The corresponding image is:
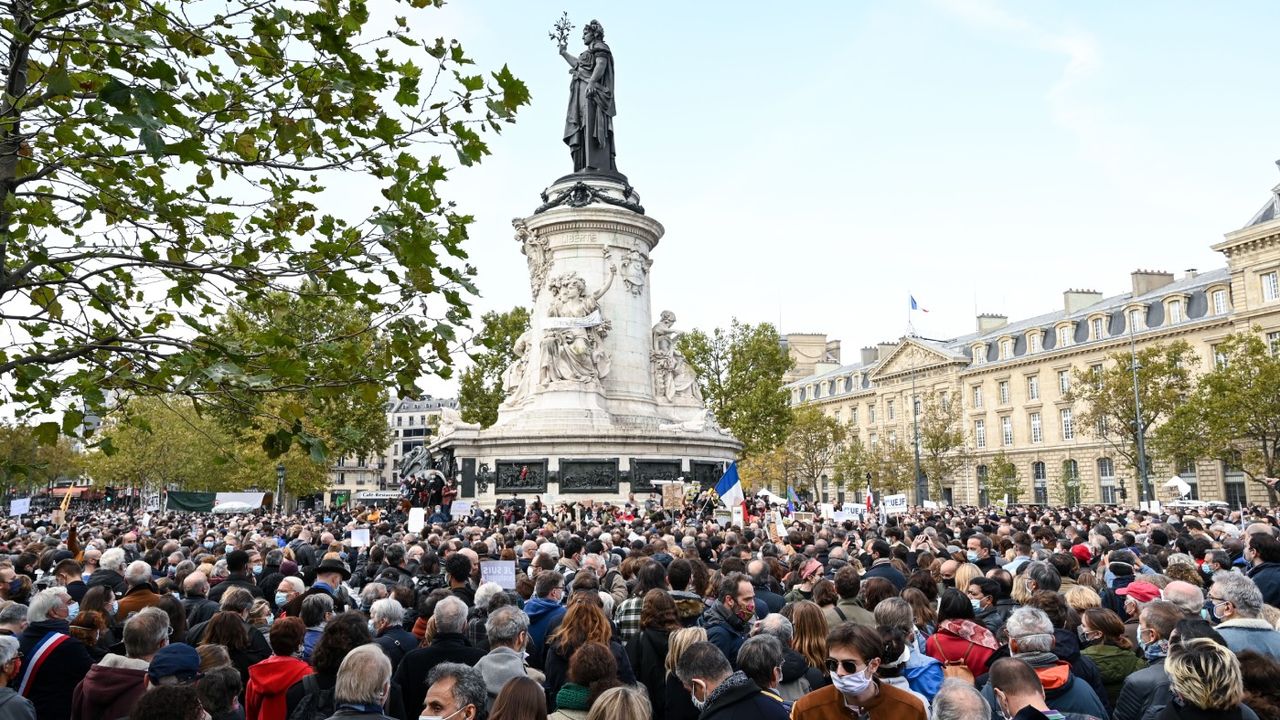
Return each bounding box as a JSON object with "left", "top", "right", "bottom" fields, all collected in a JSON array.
[
  {"left": 925, "top": 623, "right": 997, "bottom": 678},
  {"left": 246, "top": 655, "right": 312, "bottom": 720}
]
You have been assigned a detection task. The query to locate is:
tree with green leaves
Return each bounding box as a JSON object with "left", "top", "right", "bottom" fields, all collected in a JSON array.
[
  {"left": 831, "top": 434, "right": 870, "bottom": 497},
  {"left": 1068, "top": 341, "right": 1198, "bottom": 490},
  {"left": 0, "top": 0, "right": 529, "bottom": 459},
  {"left": 457, "top": 306, "right": 531, "bottom": 428},
  {"left": 678, "top": 319, "right": 793, "bottom": 456},
  {"left": 1152, "top": 330, "right": 1280, "bottom": 504},
  {"left": 739, "top": 445, "right": 789, "bottom": 495},
  {"left": 987, "top": 451, "right": 1022, "bottom": 504},
  {"left": 785, "top": 406, "right": 846, "bottom": 501},
  {"left": 0, "top": 423, "right": 81, "bottom": 495},
  {"left": 1055, "top": 458, "right": 1083, "bottom": 505},
  {"left": 867, "top": 440, "right": 914, "bottom": 497},
  {"left": 85, "top": 396, "right": 329, "bottom": 497},
  {"left": 916, "top": 389, "right": 969, "bottom": 501}
]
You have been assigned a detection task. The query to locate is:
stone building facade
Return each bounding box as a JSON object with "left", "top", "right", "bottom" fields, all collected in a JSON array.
[{"left": 787, "top": 168, "right": 1280, "bottom": 508}]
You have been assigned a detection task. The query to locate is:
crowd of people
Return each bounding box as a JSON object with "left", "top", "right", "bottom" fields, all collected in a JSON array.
[{"left": 0, "top": 495, "right": 1278, "bottom": 720}]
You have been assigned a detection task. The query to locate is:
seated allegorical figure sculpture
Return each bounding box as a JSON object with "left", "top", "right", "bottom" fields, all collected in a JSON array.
[{"left": 539, "top": 268, "right": 614, "bottom": 385}]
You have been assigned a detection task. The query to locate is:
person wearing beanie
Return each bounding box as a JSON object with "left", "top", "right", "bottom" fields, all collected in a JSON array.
[{"left": 147, "top": 642, "right": 203, "bottom": 686}]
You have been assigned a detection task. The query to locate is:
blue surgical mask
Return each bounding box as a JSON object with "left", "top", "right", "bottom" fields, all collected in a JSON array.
[
  {"left": 67, "top": 602, "right": 79, "bottom": 620},
  {"left": 966, "top": 550, "right": 979, "bottom": 563},
  {"left": 225, "top": 544, "right": 235, "bottom": 554},
  {"left": 971, "top": 598, "right": 982, "bottom": 613},
  {"left": 275, "top": 592, "right": 288, "bottom": 608},
  {"left": 203, "top": 541, "right": 214, "bottom": 550},
  {"left": 252, "top": 564, "right": 262, "bottom": 576}
]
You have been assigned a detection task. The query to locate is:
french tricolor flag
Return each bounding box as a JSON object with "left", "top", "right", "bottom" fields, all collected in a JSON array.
[{"left": 910, "top": 295, "right": 929, "bottom": 313}]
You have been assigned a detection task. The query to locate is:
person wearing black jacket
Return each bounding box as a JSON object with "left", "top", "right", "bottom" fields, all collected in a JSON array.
[
  {"left": 209, "top": 550, "right": 263, "bottom": 603},
  {"left": 393, "top": 596, "right": 485, "bottom": 718},
  {"left": 182, "top": 571, "right": 221, "bottom": 627},
  {"left": 15, "top": 588, "right": 95, "bottom": 720},
  {"left": 747, "top": 560, "right": 785, "bottom": 614},
  {"left": 86, "top": 548, "right": 128, "bottom": 596},
  {"left": 673, "top": 641, "right": 788, "bottom": 720},
  {"left": 625, "top": 590, "right": 679, "bottom": 719}
]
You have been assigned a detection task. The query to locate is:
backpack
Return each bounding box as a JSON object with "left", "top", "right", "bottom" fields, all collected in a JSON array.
[
  {"left": 930, "top": 635, "right": 975, "bottom": 683},
  {"left": 287, "top": 674, "right": 335, "bottom": 720}
]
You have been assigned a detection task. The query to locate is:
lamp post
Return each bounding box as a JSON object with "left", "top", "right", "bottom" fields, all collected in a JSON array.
[
  {"left": 275, "top": 464, "right": 286, "bottom": 510},
  {"left": 1127, "top": 320, "right": 1153, "bottom": 503}
]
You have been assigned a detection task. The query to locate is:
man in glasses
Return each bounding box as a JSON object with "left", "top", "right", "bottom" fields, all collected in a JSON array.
[
  {"left": 1208, "top": 571, "right": 1280, "bottom": 659},
  {"left": 789, "top": 623, "right": 926, "bottom": 719},
  {"left": 71, "top": 607, "right": 170, "bottom": 720},
  {"left": 977, "top": 607, "right": 1106, "bottom": 720}
]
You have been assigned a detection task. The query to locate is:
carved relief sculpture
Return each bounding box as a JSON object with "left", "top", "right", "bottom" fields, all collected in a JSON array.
[
  {"left": 502, "top": 330, "right": 534, "bottom": 403},
  {"left": 539, "top": 263, "right": 616, "bottom": 386},
  {"left": 651, "top": 311, "right": 703, "bottom": 403},
  {"left": 620, "top": 249, "right": 651, "bottom": 296},
  {"left": 514, "top": 218, "right": 550, "bottom": 300}
]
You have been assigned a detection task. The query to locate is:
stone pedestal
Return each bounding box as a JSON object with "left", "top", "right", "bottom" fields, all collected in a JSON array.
[{"left": 431, "top": 174, "right": 741, "bottom": 505}]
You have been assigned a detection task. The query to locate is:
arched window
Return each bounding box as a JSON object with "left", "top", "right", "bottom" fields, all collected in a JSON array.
[
  {"left": 977, "top": 465, "right": 989, "bottom": 507},
  {"left": 1033, "top": 461, "right": 1047, "bottom": 504}
]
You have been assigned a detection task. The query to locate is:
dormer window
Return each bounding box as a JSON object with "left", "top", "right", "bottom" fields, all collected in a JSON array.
[
  {"left": 1090, "top": 316, "right": 1106, "bottom": 341},
  {"left": 972, "top": 343, "right": 986, "bottom": 365},
  {"left": 1128, "top": 307, "right": 1146, "bottom": 332},
  {"left": 1056, "top": 323, "right": 1073, "bottom": 348},
  {"left": 1209, "top": 286, "right": 1231, "bottom": 316},
  {"left": 1167, "top": 300, "right": 1182, "bottom": 324},
  {"left": 999, "top": 338, "right": 1013, "bottom": 360},
  {"left": 1027, "top": 331, "right": 1043, "bottom": 353}
]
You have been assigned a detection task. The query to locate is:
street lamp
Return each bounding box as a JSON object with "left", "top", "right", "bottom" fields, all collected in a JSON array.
[{"left": 1127, "top": 320, "right": 1154, "bottom": 503}]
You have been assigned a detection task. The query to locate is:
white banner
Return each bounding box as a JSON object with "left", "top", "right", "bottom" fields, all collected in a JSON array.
[
  {"left": 481, "top": 561, "right": 517, "bottom": 590},
  {"left": 883, "top": 494, "right": 908, "bottom": 516},
  {"left": 407, "top": 508, "right": 426, "bottom": 533},
  {"left": 350, "top": 528, "right": 371, "bottom": 547},
  {"left": 215, "top": 492, "right": 265, "bottom": 508},
  {"left": 8, "top": 498, "right": 29, "bottom": 517},
  {"left": 450, "top": 500, "right": 472, "bottom": 518},
  {"left": 543, "top": 310, "right": 603, "bottom": 329}
]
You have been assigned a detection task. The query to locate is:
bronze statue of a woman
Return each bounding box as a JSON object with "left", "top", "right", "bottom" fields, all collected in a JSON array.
[{"left": 557, "top": 20, "right": 618, "bottom": 175}]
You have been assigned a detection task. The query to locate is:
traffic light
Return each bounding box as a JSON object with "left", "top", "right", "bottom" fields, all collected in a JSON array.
[{"left": 104, "top": 486, "right": 116, "bottom": 505}]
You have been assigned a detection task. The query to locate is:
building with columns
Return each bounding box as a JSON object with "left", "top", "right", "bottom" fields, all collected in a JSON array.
[{"left": 787, "top": 167, "right": 1280, "bottom": 508}]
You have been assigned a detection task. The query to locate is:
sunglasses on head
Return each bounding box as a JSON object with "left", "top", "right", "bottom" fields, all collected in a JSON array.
[{"left": 825, "top": 658, "right": 864, "bottom": 674}]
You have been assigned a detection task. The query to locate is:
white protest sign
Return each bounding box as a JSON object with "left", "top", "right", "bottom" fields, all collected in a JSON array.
[
  {"left": 774, "top": 512, "right": 787, "bottom": 540},
  {"left": 820, "top": 503, "right": 835, "bottom": 518},
  {"left": 883, "top": 494, "right": 908, "bottom": 516},
  {"left": 8, "top": 498, "right": 29, "bottom": 517},
  {"left": 141, "top": 513, "right": 152, "bottom": 528},
  {"left": 713, "top": 509, "right": 733, "bottom": 526},
  {"left": 407, "top": 508, "right": 426, "bottom": 534},
  {"left": 922, "top": 500, "right": 938, "bottom": 509},
  {"left": 842, "top": 503, "right": 865, "bottom": 516},
  {"left": 349, "top": 528, "right": 370, "bottom": 547},
  {"left": 832, "top": 511, "right": 849, "bottom": 523},
  {"left": 481, "top": 561, "right": 516, "bottom": 590},
  {"left": 450, "top": 500, "right": 472, "bottom": 518}
]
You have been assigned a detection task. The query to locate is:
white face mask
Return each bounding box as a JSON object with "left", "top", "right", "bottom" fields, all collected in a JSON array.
[
  {"left": 689, "top": 679, "right": 708, "bottom": 711},
  {"left": 831, "top": 665, "right": 873, "bottom": 697},
  {"left": 419, "top": 708, "right": 464, "bottom": 720}
]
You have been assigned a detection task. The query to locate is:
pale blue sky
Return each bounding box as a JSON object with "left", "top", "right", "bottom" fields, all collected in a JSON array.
[{"left": 414, "top": 0, "right": 1280, "bottom": 395}]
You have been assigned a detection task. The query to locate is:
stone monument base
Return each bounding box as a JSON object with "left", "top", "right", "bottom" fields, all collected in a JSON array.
[{"left": 432, "top": 424, "right": 740, "bottom": 506}]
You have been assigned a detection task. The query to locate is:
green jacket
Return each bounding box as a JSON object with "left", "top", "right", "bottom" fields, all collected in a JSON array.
[{"left": 1082, "top": 642, "right": 1146, "bottom": 707}]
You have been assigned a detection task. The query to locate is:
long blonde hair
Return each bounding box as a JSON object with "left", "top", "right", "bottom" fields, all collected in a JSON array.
[
  {"left": 954, "top": 563, "right": 982, "bottom": 593},
  {"left": 665, "top": 626, "right": 707, "bottom": 677},
  {"left": 789, "top": 600, "right": 829, "bottom": 674}
]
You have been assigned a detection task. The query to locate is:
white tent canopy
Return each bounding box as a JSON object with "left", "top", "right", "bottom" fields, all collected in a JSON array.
[{"left": 756, "top": 489, "right": 786, "bottom": 505}]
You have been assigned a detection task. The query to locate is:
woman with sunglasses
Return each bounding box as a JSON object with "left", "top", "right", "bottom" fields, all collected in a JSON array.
[{"left": 789, "top": 623, "right": 926, "bottom": 720}]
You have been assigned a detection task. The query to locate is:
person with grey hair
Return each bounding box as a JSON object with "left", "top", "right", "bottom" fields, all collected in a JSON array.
[
  {"left": 1210, "top": 570, "right": 1280, "bottom": 659},
  {"left": 1161, "top": 580, "right": 1204, "bottom": 617},
  {"left": 675, "top": 640, "right": 788, "bottom": 720},
  {"left": 15, "top": 588, "right": 92, "bottom": 720},
  {"left": 116, "top": 560, "right": 162, "bottom": 622},
  {"left": 753, "top": 613, "right": 824, "bottom": 701},
  {"left": 332, "top": 645, "right": 396, "bottom": 719},
  {"left": 978, "top": 607, "right": 1106, "bottom": 720},
  {"left": 71, "top": 607, "right": 169, "bottom": 720},
  {"left": 931, "top": 677, "right": 991, "bottom": 720},
  {"left": 394, "top": 596, "right": 487, "bottom": 716},
  {"left": 466, "top": 581, "right": 506, "bottom": 650},
  {"left": 874, "top": 597, "right": 944, "bottom": 703},
  {"left": 473, "top": 606, "right": 545, "bottom": 708},
  {"left": 0, "top": 602, "right": 27, "bottom": 636},
  {"left": 1023, "top": 561, "right": 1062, "bottom": 594},
  {"left": 421, "top": 662, "right": 485, "bottom": 720},
  {"left": 0, "top": 634, "right": 34, "bottom": 719},
  {"left": 736, "top": 635, "right": 788, "bottom": 708},
  {"left": 360, "top": 581, "right": 388, "bottom": 611},
  {"left": 181, "top": 571, "right": 220, "bottom": 626},
  {"left": 300, "top": 592, "right": 334, "bottom": 662},
  {"left": 370, "top": 597, "right": 417, "bottom": 671},
  {"left": 87, "top": 548, "right": 127, "bottom": 595}
]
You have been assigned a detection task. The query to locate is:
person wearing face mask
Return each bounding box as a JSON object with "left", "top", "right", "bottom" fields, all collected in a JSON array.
[
  {"left": 13, "top": 588, "right": 94, "bottom": 720},
  {"left": 699, "top": 573, "right": 756, "bottom": 670},
  {"left": 274, "top": 576, "right": 305, "bottom": 618},
  {"left": 324, "top": 644, "right": 399, "bottom": 720},
  {"left": 672, "top": 641, "right": 788, "bottom": 720},
  {"left": 969, "top": 577, "right": 1005, "bottom": 635},
  {"left": 736, "top": 635, "right": 791, "bottom": 712},
  {"left": 862, "top": 540, "right": 907, "bottom": 591},
  {"left": 1207, "top": 571, "right": 1280, "bottom": 659},
  {"left": 0, "top": 635, "right": 33, "bottom": 720},
  {"left": 976, "top": 607, "right": 1107, "bottom": 720},
  {"left": 966, "top": 535, "right": 1000, "bottom": 573},
  {"left": 927, "top": 588, "right": 999, "bottom": 679},
  {"left": 368, "top": 598, "right": 418, "bottom": 673},
  {"left": 1111, "top": 600, "right": 1183, "bottom": 720},
  {"left": 788, "top": 624, "right": 925, "bottom": 720},
  {"left": 420, "top": 662, "right": 485, "bottom": 720},
  {"left": 1078, "top": 608, "right": 1145, "bottom": 707}
]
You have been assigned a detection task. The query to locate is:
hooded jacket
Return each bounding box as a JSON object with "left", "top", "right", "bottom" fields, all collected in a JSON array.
[
  {"left": 700, "top": 602, "right": 748, "bottom": 670},
  {"left": 524, "top": 596, "right": 566, "bottom": 669},
  {"left": 246, "top": 654, "right": 312, "bottom": 720},
  {"left": 777, "top": 646, "right": 827, "bottom": 701},
  {"left": 70, "top": 653, "right": 149, "bottom": 720},
  {"left": 669, "top": 590, "right": 705, "bottom": 628},
  {"left": 473, "top": 646, "right": 545, "bottom": 709},
  {"left": 979, "top": 656, "right": 1107, "bottom": 720}
]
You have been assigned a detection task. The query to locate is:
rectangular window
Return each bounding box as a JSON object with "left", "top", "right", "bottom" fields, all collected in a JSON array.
[
  {"left": 887, "top": 400, "right": 896, "bottom": 421},
  {"left": 833, "top": 410, "right": 841, "bottom": 424},
  {"left": 1090, "top": 363, "right": 1104, "bottom": 389},
  {"left": 868, "top": 405, "right": 876, "bottom": 424},
  {"left": 869, "top": 433, "right": 878, "bottom": 449},
  {"left": 973, "top": 386, "right": 983, "bottom": 409},
  {"left": 396, "top": 416, "right": 402, "bottom": 427},
  {"left": 940, "top": 392, "right": 950, "bottom": 412},
  {"left": 1130, "top": 308, "right": 1145, "bottom": 330},
  {"left": 975, "top": 420, "right": 986, "bottom": 448},
  {"left": 1097, "top": 416, "right": 1109, "bottom": 435},
  {"left": 1058, "top": 326, "right": 1071, "bottom": 347},
  {"left": 1060, "top": 408, "right": 1075, "bottom": 440},
  {"left": 1000, "top": 340, "right": 1012, "bottom": 360},
  {"left": 1168, "top": 301, "right": 1182, "bottom": 324},
  {"left": 998, "top": 381, "right": 1010, "bottom": 406},
  {"left": 1030, "top": 412, "right": 1043, "bottom": 443},
  {"left": 888, "top": 430, "right": 897, "bottom": 444},
  {"left": 1265, "top": 272, "right": 1280, "bottom": 302},
  {"left": 1029, "top": 332, "right": 1042, "bottom": 353},
  {"left": 1213, "top": 289, "right": 1228, "bottom": 316},
  {"left": 913, "top": 398, "right": 922, "bottom": 417},
  {"left": 1269, "top": 332, "right": 1280, "bottom": 357},
  {"left": 851, "top": 407, "right": 859, "bottom": 425},
  {"left": 1091, "top": 317, "right": 1105, "bottom": 340},
  {"left": 1058, "top": 370, "right": 1070, "bottom": 395},
  {"left": 1001, "top": 416, "right": 1013, "bottom": 446},
  {"left": 1027, "top": 376, "right": 1040, "bottom": 400},
  {"left": 973, "top": 345, "right": 985, "bottom": 365},
  {"left": 1212, "top": 344, "right": 1227, "bottom": 368}
]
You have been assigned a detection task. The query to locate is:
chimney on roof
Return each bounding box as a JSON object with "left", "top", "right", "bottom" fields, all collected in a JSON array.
[
  {"left": 876, "top": 341, "right": 898, "bottom": 361},
  {"left": 861, "top": 346, "right": 878, "bottom": 366},
  {"left": 1064, "top": 289, "right": 1104, "bottom": 314},
  {"left": 1132, "top": 269, "right": 1175, "bottom": 296},
  {"left": 976, "top": 313, "right": 1008, "bottom": 334},
  {"left": 1185, "top": 268, "right": 1198, "bottom": 280}
]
